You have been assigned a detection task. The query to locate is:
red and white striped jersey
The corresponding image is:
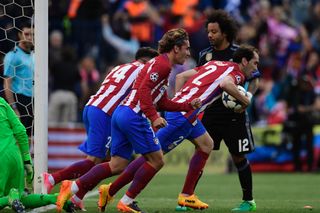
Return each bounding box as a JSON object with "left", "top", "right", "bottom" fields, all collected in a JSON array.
[
  {"left": 86, "top": 61, "right": 144, "bottom": 115},
  {"left": 172, "top": 60, "right": 245, "bottom": 123},
  {"left": 122, "top": 54, "right": 192, "bottom": 122}
]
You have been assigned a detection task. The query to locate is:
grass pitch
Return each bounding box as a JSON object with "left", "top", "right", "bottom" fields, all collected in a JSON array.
[{"left": 12, "top": 172, "right": 319, "bottom": 213}]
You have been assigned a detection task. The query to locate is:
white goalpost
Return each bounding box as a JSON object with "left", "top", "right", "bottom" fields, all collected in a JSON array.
[{"left": 33, "top": 0, "right": 48, "bottom": 194}]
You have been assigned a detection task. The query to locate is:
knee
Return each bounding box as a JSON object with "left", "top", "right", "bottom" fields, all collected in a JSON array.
[
  {"left": 198, "top": 137, "right": 214, "bottom": 154},
  {"left": 86, "top": 156, "right": 103, "bottom": 164},
  {"left": 109, "top": 161, "right": 128, "bottom": 174},
  {"left": 148, "top": 157, "right": 165, "bottom": 170},
  {"left": 232, "top": 154, "right": 246, "bottom": 164}
]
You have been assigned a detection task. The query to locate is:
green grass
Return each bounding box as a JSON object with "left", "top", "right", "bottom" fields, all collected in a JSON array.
[{"left": 6, "top": 172, "right": 317, "bottom": 213}]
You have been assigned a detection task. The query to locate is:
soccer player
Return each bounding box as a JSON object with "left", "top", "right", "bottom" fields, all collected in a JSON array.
[
  {"left": 176, "top": 10, "right": 260, "bottom": 211},
  {"left": 98, "top": 44, "right": 259, "bottom": 212},
  {"left": 0, "top": 97, "right": 75, "bottom": 213},
  {"left": 42, "top": 47, "right": 159, "bottom": 195},
  {"left": 55, "top": 28, "right": 201, "bottom": 212}
]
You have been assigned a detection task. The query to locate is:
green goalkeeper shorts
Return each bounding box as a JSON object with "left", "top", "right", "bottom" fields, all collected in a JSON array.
[{"left": 0, "top": 145, "right": 24, "bottom": 197}]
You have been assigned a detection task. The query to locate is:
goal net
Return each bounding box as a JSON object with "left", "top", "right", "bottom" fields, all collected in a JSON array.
[{"left": 0, "top": 0, "right": 48, "bottom": 193}]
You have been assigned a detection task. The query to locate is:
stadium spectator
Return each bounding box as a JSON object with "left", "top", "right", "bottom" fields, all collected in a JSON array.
[
  {"left": 78, "top": 56, "right": 101, "bottom": 111},
  {"left": 55, "top": 28, "right": 200, "bottom": 213},
  {"left": 118, "top": 0, "right": 163, "bottom": 46},
  {"left": 101, "top": 14, "right": 140, "bottom": 64},
  {"left": 42, "top": 47, "right": 158, "bottom": 210},
  {"left": 0, "top": 97, "right": 75, "bottom": 213},
  {"left": 3, "top": 21, "right": 34, "bottom": 137},
  {"left": 48, "top": 46, "right": 80, "bottom": 124},
  {"left": 98, "top": 44, "right": 259, "bottom": 212},
  {"left": 183, "top": 9, "right": 260, "bottom": 212},
  {"left": 282, "top": 73, "right": 317, "bottom": 172}
]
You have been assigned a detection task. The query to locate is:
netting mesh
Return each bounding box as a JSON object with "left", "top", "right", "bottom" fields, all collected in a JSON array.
[{"left": 0, "top": 0, "right": 34, "bottom": 135}]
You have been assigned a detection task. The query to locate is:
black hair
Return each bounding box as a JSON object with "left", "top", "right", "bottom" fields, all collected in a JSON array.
[
  {"left": 232, "top": 44, "right": 258, "bottom": 63},
  {"left": 135, "top": 47, "right": 159, "bottom": 60},
  {"left": 205, "top": 9, "right": 238, "bottom": 43},
  {"left": 16, "top": 20, "right": 33, "bottom": 31}
]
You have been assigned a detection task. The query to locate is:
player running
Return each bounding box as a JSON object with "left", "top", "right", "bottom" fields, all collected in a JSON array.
[
  {"left": 55, "top": 28, "right": 200, "bottom": 212},
  {"left": 98, "top": 44, "right": 259, "bottom": 212}
]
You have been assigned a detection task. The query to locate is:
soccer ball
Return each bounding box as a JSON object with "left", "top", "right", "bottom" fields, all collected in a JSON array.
[{"left": 222, "top": 85, "right": 247, "bottom": 111}]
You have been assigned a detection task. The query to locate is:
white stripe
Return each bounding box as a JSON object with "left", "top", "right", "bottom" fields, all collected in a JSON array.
[
  {"left": 48, "top": 146, "right": 85, "bottom": 155},
  {"left": 48, "top": 132, "right": 86, "bottom": 141},
  {"left": 91, "top": 84, "right": 116, "bottom": 109},
  {"left": 102, "top": 66, "right": 142, "bottom": 112},
  {"left": 124, "top": 89, "right": 137, "bottom": 106}
]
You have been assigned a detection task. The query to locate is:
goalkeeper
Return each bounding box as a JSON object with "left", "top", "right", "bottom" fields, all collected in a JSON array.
[{"left": 0, "top": 97, "right": 74, "bottom": 213}]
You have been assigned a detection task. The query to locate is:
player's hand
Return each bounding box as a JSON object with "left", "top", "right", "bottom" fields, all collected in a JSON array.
[
  {"left": 152, "top": 117, "right": 167, "bottom": 129},
  {"left": 24, "top": 160, "right": 34, "bottom": 184},
  {"left": 234, "top": 107, "right": 246, "bottom": 113},
  {"left": 190, "top": 98, "right": 202, "bottom": 109}
]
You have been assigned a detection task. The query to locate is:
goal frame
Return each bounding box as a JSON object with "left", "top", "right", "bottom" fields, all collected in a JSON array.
[{"left": 34, "top": 0, "right": 48, "bottom": 194}]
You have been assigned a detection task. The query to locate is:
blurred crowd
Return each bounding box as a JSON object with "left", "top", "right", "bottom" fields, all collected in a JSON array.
[{"left": 1, "top": 0, "right": 320, "bottom": 127}]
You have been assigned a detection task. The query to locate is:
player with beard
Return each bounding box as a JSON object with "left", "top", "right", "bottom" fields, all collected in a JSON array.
[{"left": 175, "top": 10, "right": 260, "bottom": 212}]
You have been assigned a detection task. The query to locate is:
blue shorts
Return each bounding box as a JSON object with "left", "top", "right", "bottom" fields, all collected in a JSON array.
[
  {"left": 111, "top": 105, "right": 161, "bottom": 160},
  {"left": 78, "top": 105, "right": 111, "bottom": 159},
  {"left": 157, "top": 112, "right": 206, "bottom": 153}
]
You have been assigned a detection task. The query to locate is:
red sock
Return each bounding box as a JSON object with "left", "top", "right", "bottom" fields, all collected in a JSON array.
[
  {"left": 182, "top": 150, "right": 209, "bottom": 195},
  {"left": 52, "top": 159, "right": 95, "bottom": 184},
  {"left": 126, "top": 162, "right": 158, "bottom": 199},
  {"left": 75, "top": 162, "right": 112, "bottom": 199},
  {"left": 109, "top": 156, "right": 146, "bottom": 196}
]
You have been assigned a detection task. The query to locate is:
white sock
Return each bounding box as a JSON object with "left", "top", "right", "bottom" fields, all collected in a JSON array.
[
  {"left": 48, "top": 174, "right": 55, "bottom": 185},
  {"left": 71, "top": 181, "right": 79, "bottom": 194},
  {"left": 120, "top": 194, "right": 134, "bottom": 205},
  {"left": 72, "top": 195, "right": 82, "bottom": 204}
]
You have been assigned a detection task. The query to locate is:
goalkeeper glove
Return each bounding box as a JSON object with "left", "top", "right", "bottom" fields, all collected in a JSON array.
[{"left": 24, "top": 160, "right": 34, "bottom": 184}]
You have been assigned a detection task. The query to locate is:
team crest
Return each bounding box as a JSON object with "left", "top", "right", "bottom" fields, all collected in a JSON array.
[
  {"left": 150, "top": 72, "right": 159, "bottom": 82},
  {"left": 205, "top": 53, "right": 212, "bottom": 61},
  {"left": 235, "top": 75, "right": 241, "bottom": 84},
  {"left": 154, "top": 137, "right": 159, "bottom": 144}
]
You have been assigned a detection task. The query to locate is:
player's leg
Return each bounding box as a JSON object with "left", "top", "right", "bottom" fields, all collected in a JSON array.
[
  {"left": 114, "top": 106, "right": 164, "bottom": 213},
  {"left": 0, "top": 148, "right": 26, "bottom": 212},
  {"left": 56, "top": 105, "right": 132, "bottom": 212},
  {"left": 21, "top": 193, "right": 74, "bottom": 212},
  {"left": 43, "top": 106, "right": 109, "bottom": 193},
  {"left": 225, "top": 118, "right": 256, "bottom": 212},
  {"left": 177, "top": 121, "right": 212, "bottom": 210},
  {"left": 100, "top": 112, "right": 193, "bottom": 212},
  {"left": 117, "top": 150, "right": 164, "bottom": 213}
]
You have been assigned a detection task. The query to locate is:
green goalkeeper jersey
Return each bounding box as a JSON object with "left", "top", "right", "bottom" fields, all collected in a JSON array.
[{"left": 0, "top": 97, "right": 29, "bottom": 160}]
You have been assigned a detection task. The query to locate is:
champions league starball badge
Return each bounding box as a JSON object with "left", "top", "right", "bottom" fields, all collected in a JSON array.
[{"left": 205, "top": 53, "right": 212, "bottom": 61}]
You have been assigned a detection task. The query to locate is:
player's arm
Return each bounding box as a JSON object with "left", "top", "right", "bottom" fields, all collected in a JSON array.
[
  {"left": 4, "top": 98, "right": 34, "bottom": 182},
  {"left": 157, "top": 92, "right": 196, "bottom": 112},
  {"left": 175, "top": 69, "right": 197, "bottom": 93},
  {"left": 5, "top": 99, "right": 30, "bottom": 160},
  {"left": 247, "top": 77, "right": 259, "bottom": 94},
  {"left": 220, "top": 75, "right": 251, "bottom": 107},
  {"left": 247, "top": 69, "right": 261, "bottom": 94}
]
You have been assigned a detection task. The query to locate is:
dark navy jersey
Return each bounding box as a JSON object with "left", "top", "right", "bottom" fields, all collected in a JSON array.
[
  {"left": 198, "top": 44, "right": 239, "bottom": 66},
  {"left": 198, "top": 44, "right": 243, "bottom": 122}
]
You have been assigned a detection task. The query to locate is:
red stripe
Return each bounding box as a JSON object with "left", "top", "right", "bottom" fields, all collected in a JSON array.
[
  {"left": 49, "top": 127, "right": 86, "bottom": 133},
  {"left": 49, "top": 141, "right": 82, "bottom": 146},
  {"left": 48, "top": 154, "right": 85, "bottom": 159}
]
